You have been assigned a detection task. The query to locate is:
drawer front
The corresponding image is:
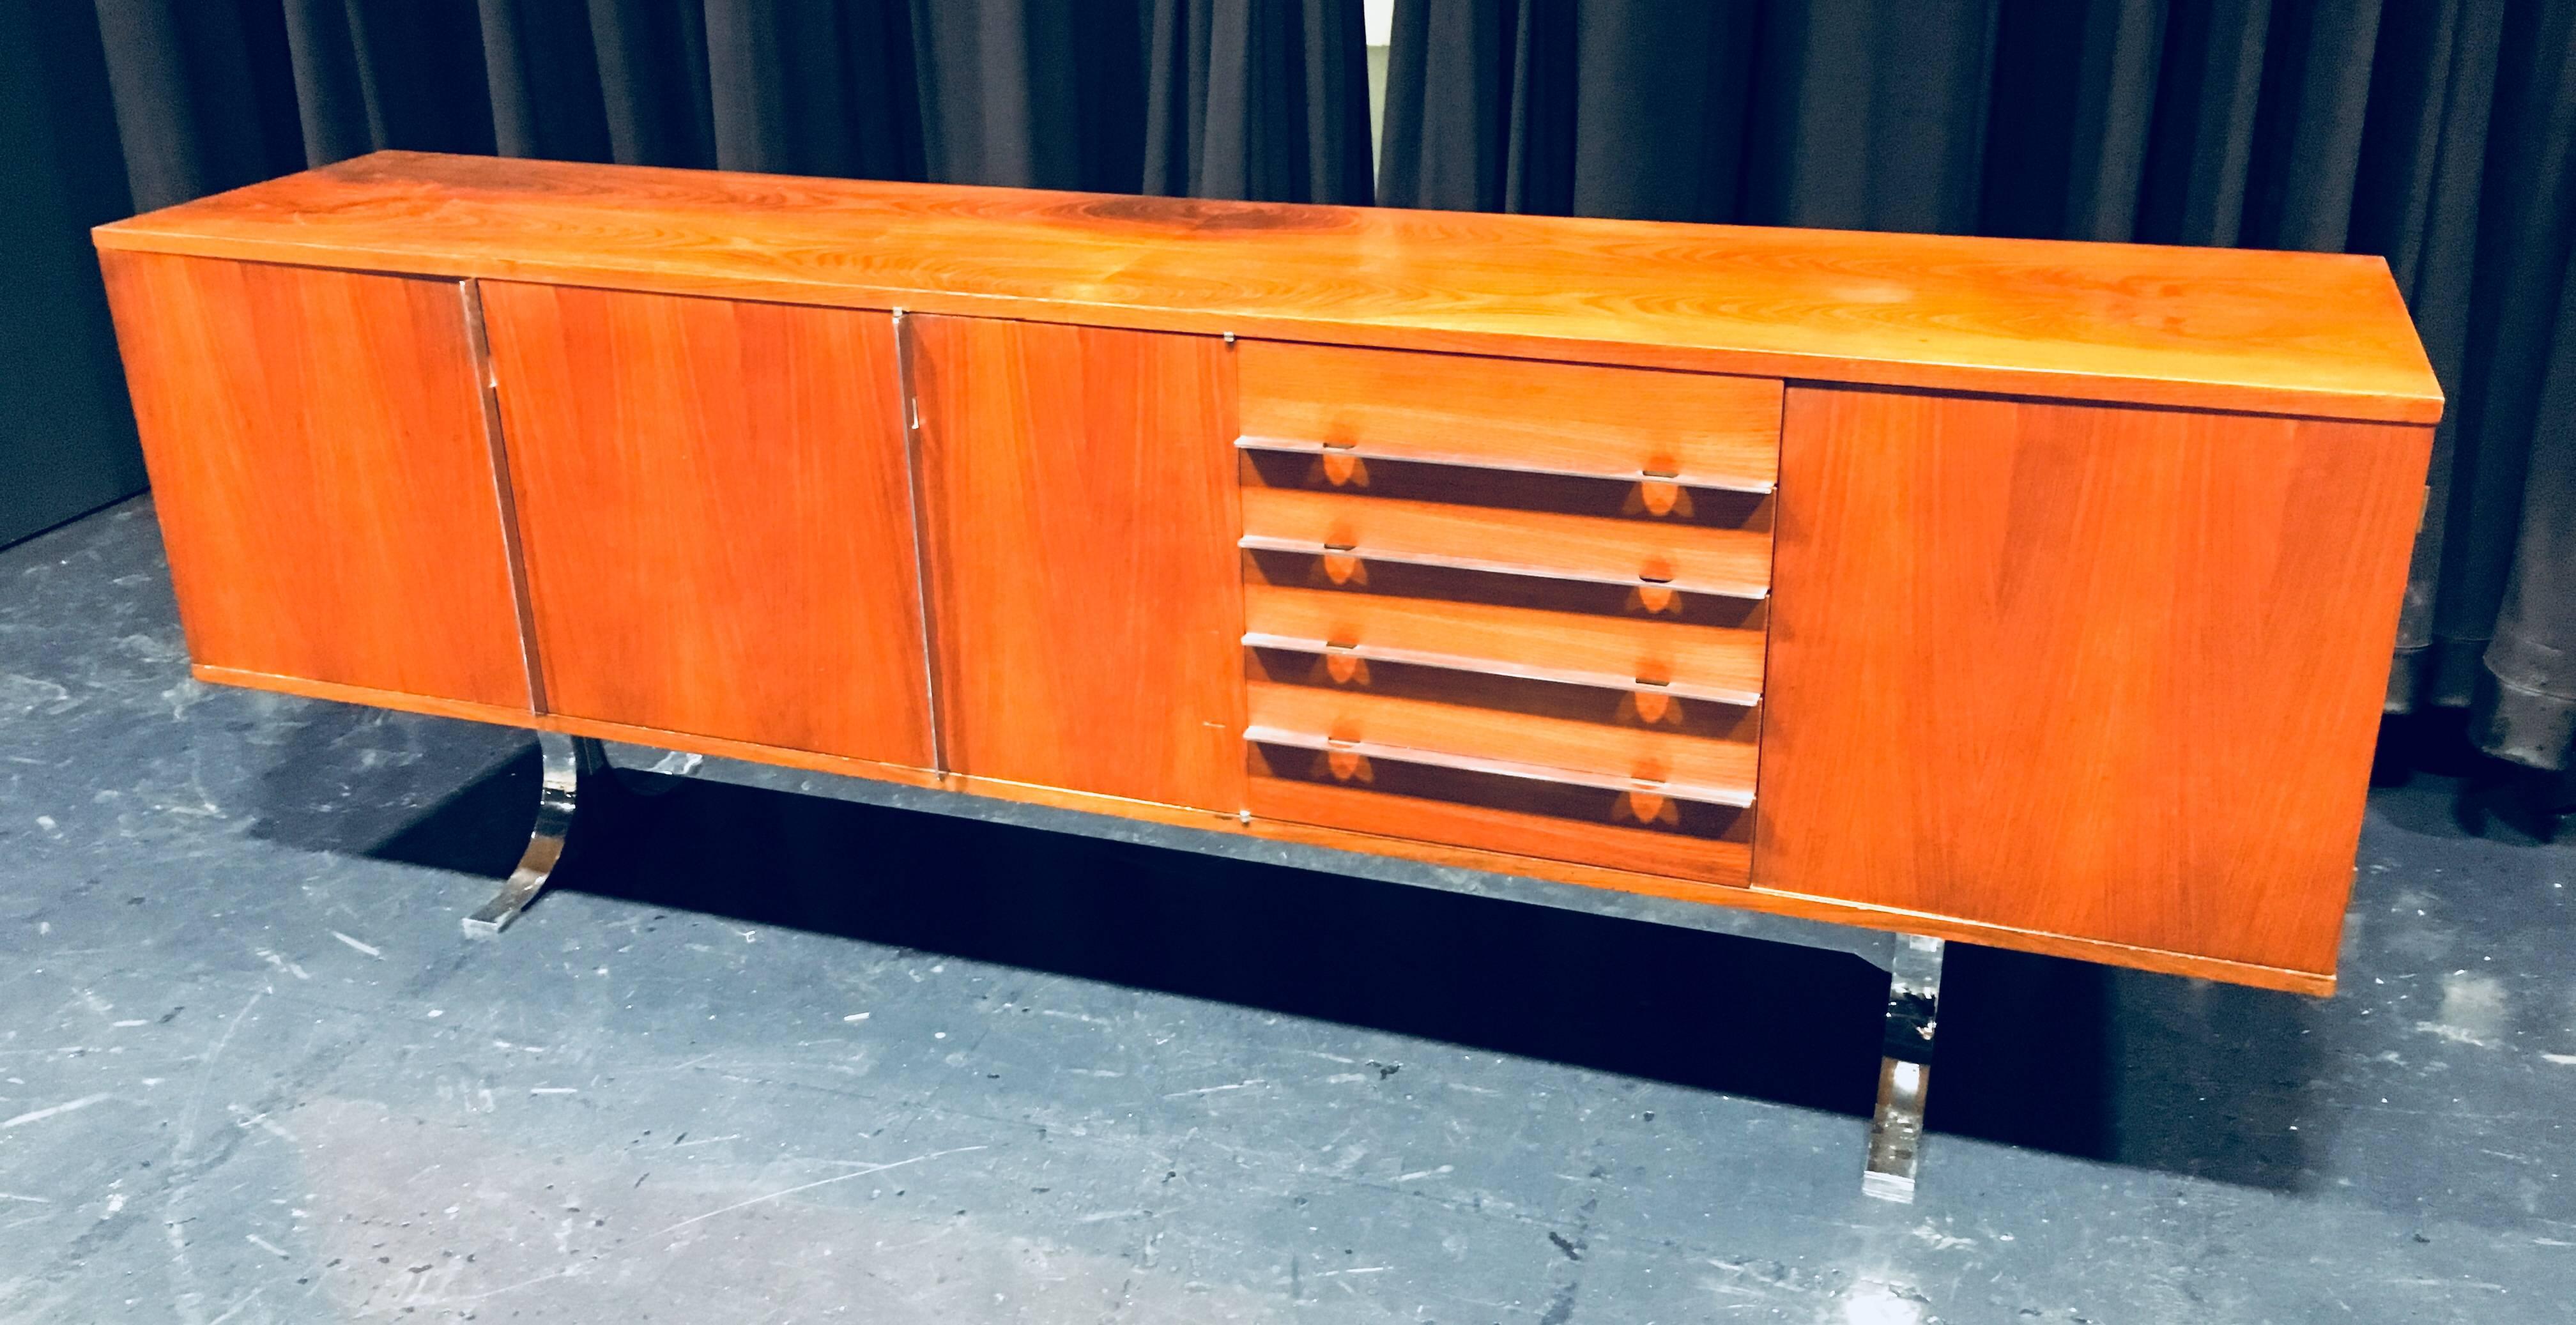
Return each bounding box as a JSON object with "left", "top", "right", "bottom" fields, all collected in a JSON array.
[
  {"left": 1242, "top": 582, "right": 1767, "bottom": 705},
  {"left": 1239, "top": 485, "right": 1773, "bottom": 599},
  {"left": 1239, "top": 341, "right": 1782, "bottom": 492},
  {"left": 1235, "top": 344, "right": 1779, "bottom": 888}
]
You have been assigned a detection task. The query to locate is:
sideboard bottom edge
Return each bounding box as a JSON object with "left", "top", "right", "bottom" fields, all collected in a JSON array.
[{"left": 188, "top": 662, "right": 2338, "bottom": 997}]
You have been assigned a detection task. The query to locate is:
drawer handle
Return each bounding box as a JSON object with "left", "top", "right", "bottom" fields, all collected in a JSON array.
[{"left": 1637, "top": 476, "right": 1684, "bottom": 516}]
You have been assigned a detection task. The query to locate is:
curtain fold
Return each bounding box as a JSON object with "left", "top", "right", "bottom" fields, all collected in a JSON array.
[
  {"left": 1143, "top": 0, "right": 1374, "bottom": 204},
  {"left": 0, "top": 0, "right": 146, "bottom": 548},
  {"left": 1380, "top": 0, "right": 2576, "bottom": 770}
]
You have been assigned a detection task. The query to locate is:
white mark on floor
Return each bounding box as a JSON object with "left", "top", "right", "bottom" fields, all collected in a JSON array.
[
  {"left": 329, "top": 931, "right": 383, "bottom": 959},
  {"left": 530, "top": 1087, "right": 578, "bottom": 1095},
  {"left": 203, "top": 1289, "right": 261, "bottom": 1325},
  {"left": 2541, "top": 1053, "right": 2576, "bottom": 1066},
  {"left": 843, "top": 1013, "right": 870, "bottom": 1022},
  {"left": 2412, "top": 971, "right": 2510, "bottom": 1048},
  {"left": 651, "top": 1145, "right": 988, "bottom": 1236},
  {"left": 254, "top": 950, "right": 310, "bottom": 981},
  {"left": 1395, "top": 1165, "right": 1454, "bottom": 1182},
  {"left": 100, "top": 1193, "right": 126, "bottom": 1218},
  {"left": 226, "top": 1105, "right": 298, "bottom": 1144},
  {"left": 245, "top": 1234, "right": 287, "bottom": 1259},
  {"left": 1163, "top": 1080, "right": 1263, "bottom": 1099},
  {"left": 0, "top": 1193, "right": 51, "bottom": 1204},
  {"left": 2, "top": 1092, "right": 114, "bottom": 1128}
]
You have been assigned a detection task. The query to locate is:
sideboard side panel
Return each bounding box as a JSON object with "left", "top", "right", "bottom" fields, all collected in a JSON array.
[
  {"left": 1756, "top": 386, "right": 2432, "bottom": 976},
  {"left": 480, "top": 283, "right": 934, "bottom": 767},
  {"left": 912, "top": 316, "right": 1245, "bottom": 811},
  {"left": 98, "top": 251, "right": 532, "bottom": 710}
]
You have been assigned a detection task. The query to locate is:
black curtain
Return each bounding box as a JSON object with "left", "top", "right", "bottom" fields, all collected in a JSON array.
[
  {"left": 1383, "top": 0, "right": 2576, "bottom": 772},
  {"left": 0, "top": 0, "right": 1372, "bottom": 548}
]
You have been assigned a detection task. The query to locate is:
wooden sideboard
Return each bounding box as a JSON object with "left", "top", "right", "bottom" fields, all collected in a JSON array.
[{"left": 95, "top": 152, "right": 2436, "bottom": 1004}]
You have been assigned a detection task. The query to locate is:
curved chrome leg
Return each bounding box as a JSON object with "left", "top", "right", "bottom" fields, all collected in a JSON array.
[
  {"left": 462, "top": 731, "right": 602, "bottom": 938},
  {"left": 1862, "top": 933, "right": 1944, "bottom": 1202}
]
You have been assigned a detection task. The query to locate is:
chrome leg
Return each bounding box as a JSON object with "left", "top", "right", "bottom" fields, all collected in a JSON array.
[
  {"left": 462, "top": 731, "right": 602, "bottom": 938},
  {"left": 1862, "top": 933, "right": 1945, "bottom": 1202}
]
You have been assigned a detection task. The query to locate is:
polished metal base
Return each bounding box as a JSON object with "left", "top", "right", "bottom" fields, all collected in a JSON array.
[
  {"left": 461, "top": 731, "right": 603, "bottom": 938},
  {"left": 457, "top": 735, "right": 1954, "bottom": 1191},
  {"left": 1863, "top": 933, "right": 1945, "bottom": 1202}
]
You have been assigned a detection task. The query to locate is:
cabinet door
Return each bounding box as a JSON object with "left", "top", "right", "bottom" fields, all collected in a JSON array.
[
  {"left": 99, "top": 252, "right": 532, "bottom": 710},
  {"left": 910, "top": 316, "right": 1244, "bottom": 810},
  {"left": 482, "top": 284, "right": 933, "bottom": 767},
  {"left": 1757, "top": 387, "right": 2432, "bottom": 977}
]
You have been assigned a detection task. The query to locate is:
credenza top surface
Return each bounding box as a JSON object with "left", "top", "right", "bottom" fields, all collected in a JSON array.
[{"left": 97, "top": 151, "right": 2441, "bottom": 424}]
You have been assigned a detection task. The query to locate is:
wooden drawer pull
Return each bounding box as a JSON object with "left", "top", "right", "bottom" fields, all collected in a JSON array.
[
  {"left": 1240, "top": 584, "right": 1764, "bottom": 706},
  {"left": 1239, "top": 487, "right": 1771, "bottom": 600}
]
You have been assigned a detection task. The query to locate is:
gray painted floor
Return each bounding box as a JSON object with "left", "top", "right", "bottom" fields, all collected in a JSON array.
[{"left": 3, "top": 499, "right": 2571, "bottom": 1324}]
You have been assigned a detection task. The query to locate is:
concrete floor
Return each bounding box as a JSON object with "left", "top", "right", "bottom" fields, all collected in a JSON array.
[{"left": 2, "top": 498, "right": 2571, "bottom": 1324}]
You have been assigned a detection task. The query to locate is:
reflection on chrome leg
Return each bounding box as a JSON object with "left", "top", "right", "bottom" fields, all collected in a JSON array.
[
  {"left": 1863, "top": 933, "right": 1944, "bottom": 1202},
  {"left": 461, "top": 731, "right": 600, "bottom": 938}
]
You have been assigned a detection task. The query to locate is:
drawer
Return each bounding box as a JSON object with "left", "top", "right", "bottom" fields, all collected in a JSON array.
[
  {"left": 1238, "top": 341, "right": 1782, "bottom": 492},
  {"left": 1238, "top": 485, "right": 1774, "bottom": 599},
  {"left": 1243, "top": 672, "right": 1758, "bottom": 887},
  {"left": 1242, "top": 581, "right": 1767, "bottom": 705},
  {"left": 1245, "top": 679, "right": 1758, "bottom": 808}
]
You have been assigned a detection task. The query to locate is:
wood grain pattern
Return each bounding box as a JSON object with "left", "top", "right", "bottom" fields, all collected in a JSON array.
[
  {"left": 1238, "top": 486, "right": 1772, "bottom": 598},
  {"left": 99, "top": 251, "right": 531, "bottom": 709},
  {"left": 479, "top": 282, "right": 933, "bottom": 764},
  {"left": 1242, "top": 582, "right": 1767, "bottom": 702},
  {"left": 1236, "top": 341, "right": 1781, "bottom": 489},
  {"left": 1756, "top": 387, "right": 2434, "bottom": 977},
  {"left": 96, "top": 151, "right": 2441, "bottom": 424},
  {"left": 1247, "top": 773, "right": 1752, "bottom": 886},
  {"left": 1247, "top": 680, "right": 1758, "bottom": 805},
  {"left": 911, "top": 315, "right": 1245, "bottom": 810}
]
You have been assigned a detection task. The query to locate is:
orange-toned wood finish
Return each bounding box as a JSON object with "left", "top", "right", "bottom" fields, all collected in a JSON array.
[
  {"left": 1757, "top": 387, "right": 2434, "bottom": 976},
  {"left": 99, "top": 252, "right": 531, "bottom": 710},
  {"left": 1246, "top": 681, "right": 1759, "bottom": 808},
  {"left": 96, "top": 155, "right": 2450, "bottom": 997},
  {"left": 478, "top": 283, "right": 933, "bottom": 766},
  {"left": 1236, "top": 341, "right": 1782, "bottom": 489},
  {"left": 1238, "top": 486, "right": 1774, "bottom": 599},
  {"left": 908, "top": 315, "right": 1245, "bottom": 810},
  {"left": 95, "top": 152, "right": 2442, "bottom": 424},
  {"left": 1241, "top": 582, "right": 1768, "bottom": 703},
  {"left": 1248, "top": 773, "right": 1752, "bottom": 887}
]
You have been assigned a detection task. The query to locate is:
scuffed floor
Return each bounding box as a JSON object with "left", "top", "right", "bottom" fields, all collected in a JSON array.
[{"left": 1, "top": 499, "right": 2570, "bottom": 1323}]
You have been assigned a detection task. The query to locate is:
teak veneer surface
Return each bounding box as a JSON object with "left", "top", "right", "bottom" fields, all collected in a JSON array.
[
  {"left": 1246, "top": 681, "right": 1759, "bottom": 806},
  {"left": 1756, "top": 387, "right": 2432, "bottom": 977},
  {"left": 479, "top": 284, "right": 935, "bottom": 765},
  {"left": 1239, "top": 487, "right": 1775, "bottom": 599},
  {"left": 1236, "top": 341, "right": 1783, "bottom": 489},
  {"left": 910, "top": 316, "right": 1245, "bottom": 811},
  {"left": 1241, "top": 583, "right": 1769, "bottom": 701},
  {"left": 1245, "top": 773, "right": 1754, "bottom": 887},
  {"left": 95, "top": 151, "right": 2440, "bottom": 424},
  {"left": 98, "top": 252, "right": 532, "bottom": 711}
]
